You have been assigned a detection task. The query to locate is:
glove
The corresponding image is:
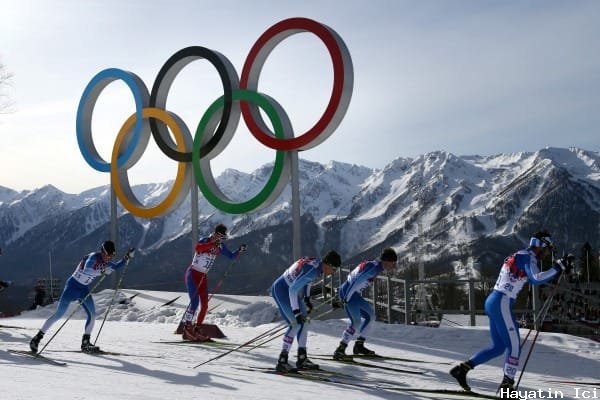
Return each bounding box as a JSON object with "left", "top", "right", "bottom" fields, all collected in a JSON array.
[
  {"left": 124, "top": 248, "right": 136, "bottom": 263},
  {"left": 238, "top": 244, "right": 247, "bottom": 253},
  {"left": 560, "top": 254, "right": 575, "bottom": 274},
  {"left": 103, "top": 267, "right": 114, "bottom": 275},
  {"left": 0, "top": 280, "right": 11, "bottom": 288},
  {"left": 293, "top": 309, "right": 306, "bottom": 325},
  {"left": 331, "top": 295, "right": 344, "bottom": 309},
  {"left": 303, "top": 296, "right": 313, "bottom": 314},
  {"left": 554, "top": 258, "right": 573, "bottom": 277}
]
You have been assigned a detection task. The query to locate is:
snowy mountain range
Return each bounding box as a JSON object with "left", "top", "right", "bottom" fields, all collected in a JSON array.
[{"left": 2, "top": 147, "right": 600, "bottom": 310}]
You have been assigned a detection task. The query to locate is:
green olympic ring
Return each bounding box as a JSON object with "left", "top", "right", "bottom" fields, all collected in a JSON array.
[{"left": 193, "top": 90, "right": 292, "bottom": 214}]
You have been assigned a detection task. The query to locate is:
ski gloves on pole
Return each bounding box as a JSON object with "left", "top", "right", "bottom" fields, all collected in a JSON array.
[
  {"left": 303, "top": 296, "right": 313, "bottom": 314},
  {"left": 291, "top": 297, "right": 312, "bottom": 325},
  {"left": 238, "top": 244, "right": 248, "bottom": 253},
  {"left": 124, "top": 248, "right": 136, "bottom": 265},
  {"left": 554, "top": 253, "right": 575, "bottom": 277},
  {"left": 293, "top": 309, "right": 306, "bottom": 325},
  {"left": 104, "top": 248, "right": 136, "bottom": 274}
]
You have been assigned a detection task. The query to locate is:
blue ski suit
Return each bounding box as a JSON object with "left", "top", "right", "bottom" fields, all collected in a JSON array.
[
  {"left": 40, "top": 252, "right": 128, "bottom": 335},
  {"left": 338, "top": 259, "right": 384, "bottom": 344},
  {"left": 468, "top": 249, "right": 561, "bottom": 379},
  {"left": 271, "top": 257, "right": 324, "bottom": 353}
]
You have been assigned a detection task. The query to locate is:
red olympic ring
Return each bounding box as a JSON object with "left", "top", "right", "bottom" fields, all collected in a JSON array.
[{"left": 240, "top": 17, "right": 354, "bottom": 151}]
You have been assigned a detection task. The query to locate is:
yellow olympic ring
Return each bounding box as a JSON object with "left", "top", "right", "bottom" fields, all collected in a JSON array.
[{"left": 110, "top": 108, "right": 192, "bottom": 218}]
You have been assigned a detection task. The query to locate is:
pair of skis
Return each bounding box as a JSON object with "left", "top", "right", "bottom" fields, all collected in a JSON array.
[
  {"left": 311, "top": 354, "right": 427, "bottom": 375},
  {"left": 7, "top": 348, "right": 163, "bottom": 366}
]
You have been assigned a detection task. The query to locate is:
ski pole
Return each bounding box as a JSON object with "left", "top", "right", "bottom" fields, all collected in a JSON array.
[
  {"left": 207, "top": 261, "right": 236, "bottom": 304},
  {"left": 246, "top": 306, "right": 336, "bottom": 352},
  {"left": 208, "top": 302, "right": 223, "bottom": 314},
  {"left": 442, "top": 317, "right": 463, "bottom": 327},
  {"left": 515, "top": 275, "right": 564, "bottom": 390},
  {"left": 245, "top": 296, "right": 336, "bottom": 352},
  {"left": 93, "top": 252, "right": 133, "bottom": 346},
  {"left": 37, "top": 274, "right": 108, "bottom": 357},
  {"left": 193, "top": 323, "right": 288, "bottom": 368},
  {"left": 201, "top": 261, "right": 237, "bottom": 316},
  {"left": 520, "top": 290, "right": 555, "bottom": 349}
]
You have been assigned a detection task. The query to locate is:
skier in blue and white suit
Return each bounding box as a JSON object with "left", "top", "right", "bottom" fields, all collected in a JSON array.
[
  {"left": 450, "top": 231, "right": 573, "bottom": 392},
  {"left": 332, "top": 248, "right": 397, "bottom": 360},
  {"left": 272, "top": 250, "right": 341, "bottom": 372},
  {"left": 29, "top": 241, "right": 134, "bottom": 354}
]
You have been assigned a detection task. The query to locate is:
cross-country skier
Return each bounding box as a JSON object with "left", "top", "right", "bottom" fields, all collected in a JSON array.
[
  {"left": 331, "top": 248, "right": 398, "bottom": 360},
  {"left": 449, "top": 231, "right": 573, "bottom": 393},
  {"left": 29, "top": 241, "right": 134, "bottom": 354},
  {"left": 181, "top": 224, "right": 246, "bottom": 341},
  {"left": 272, "top": 250, "right": 342, "bottom": 372}
]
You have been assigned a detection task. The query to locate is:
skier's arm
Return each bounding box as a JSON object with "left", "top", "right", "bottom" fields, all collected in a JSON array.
[
  {"left": 106, "top": 257, "right": 127, "bottom": 271},
  {"left": 288, "top": 269, "right": 316, "bottom": 310},
  {"left": 342, "top": 264, "right": 376, "bottom": 301},
  {"left": 522, "top": 254, "right": 559, "bottom": 285},
  {"left": 219, "top": 243, "right": 240, "bottom": 260},
  {"left": 303, "top": 283, "right": 312, "bottom": 298}
]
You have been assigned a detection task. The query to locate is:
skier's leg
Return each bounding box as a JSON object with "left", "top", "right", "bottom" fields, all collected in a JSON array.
[
  {"left": 356, "top": 296, "right": 374, "bottom": 338},
  {"left": 183, "top": 268, "right": 200, "bottom": 325},
  {"left": 498, "top": 296, "right": 520, "bottom": 381},
  {"left": 271, "top": 278, "right": 300, "bottom": 352},
  {"left": 340, "top": 294, "right": 361, "bottom": 344},
  {"left": 353, "top": 298, "right": 376, "bottom": 355},
  {"left": 40, "top": 280, "right": 78, "bottom": 333},
  {"left": 80, "top": 294, "right": 96, "bottom": 335},
  {"left": 451, "top": 292, "right": 506, "bottom": 391},
  {"left": 272, "top": 278, "right": 299, "bottom": 372},
  {"left": 469, "top": 292, "right": 507, "bottom": 366},
  {"left": 296, "top": 300, "right": 308, "bottom": 348},
  {"left": 31, "top": 283, "right": 75, "bottom": 353},
  {"left": 80, "top": 295, "right": 100, "bottom": 353},
  {"left": 195, "top": 276, "right": 209, "bottom": 326},
  {"left": 332, "top": 295, "right": 361, "bottom": 360}
]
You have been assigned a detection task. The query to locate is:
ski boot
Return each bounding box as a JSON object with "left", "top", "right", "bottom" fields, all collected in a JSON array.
[
  {"left": 450, "top": 361, "right": 474, "bottom": 391},
  {"left": 498, "top": 375, "right": 516, "bottom": 396},
  {"left": 333, "top": 342, "right": 353, "bottom": 361},
  {"left": 30, "top": 330, "right": 44, "bottom": 354},
  {"left": 275, "top": 351, "right": 296, "bottom": 373},
  {"left": 182, "top": 323, "right": 211, "bottom": 342},
  {"left": 81, "top": 334, "right": 101, "bottom": 353},
  {"left": 353, "top": 337, "right": 376, "bottom": 356},
  {"left": 296, "top": 347, "right": 319, "bottom": 370}
]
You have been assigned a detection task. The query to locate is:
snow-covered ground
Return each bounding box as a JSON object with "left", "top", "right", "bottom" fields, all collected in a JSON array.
[{"left": 0, "top": 290, "right": 598, "bottom": 400}]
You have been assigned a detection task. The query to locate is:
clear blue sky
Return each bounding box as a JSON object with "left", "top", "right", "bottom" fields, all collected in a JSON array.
[{"left": 1, "top": 0, "right": 599, "bottom": 193}]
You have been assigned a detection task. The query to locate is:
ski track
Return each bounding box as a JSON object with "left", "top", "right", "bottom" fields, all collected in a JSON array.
[{"left": 0, "top": 290, "right": 598, "bottom": 400}]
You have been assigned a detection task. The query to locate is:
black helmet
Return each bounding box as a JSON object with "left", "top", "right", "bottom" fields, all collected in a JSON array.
[
  {"left": 101, "top": 240, "right": 116, "bottom": 256},
  {"left": 214, "top": 224, "right": 228, "bottom": 236},
  {"left": 322, "top": 250, "right": 341, "bottom": 269},
  {"left": 380, "top": 248, "right": 398, "bottom": 262}
]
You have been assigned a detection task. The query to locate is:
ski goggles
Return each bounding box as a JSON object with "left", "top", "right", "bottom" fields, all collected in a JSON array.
[{"left": 529, "top": 236, "right": 554, "bottom": 249}]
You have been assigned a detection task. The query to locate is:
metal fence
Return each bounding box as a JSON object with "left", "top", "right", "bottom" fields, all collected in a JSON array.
[{"left": 317, "top": 267, "right": 600, "bottom": 328}]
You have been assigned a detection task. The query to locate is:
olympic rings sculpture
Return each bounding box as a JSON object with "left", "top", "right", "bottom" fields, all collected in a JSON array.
[{"left": 76, "top": 17, "right": 353, "bottom": 217}]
